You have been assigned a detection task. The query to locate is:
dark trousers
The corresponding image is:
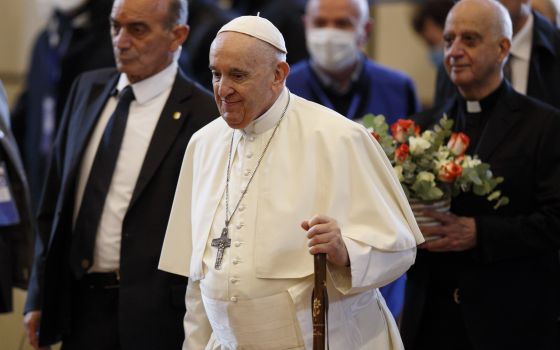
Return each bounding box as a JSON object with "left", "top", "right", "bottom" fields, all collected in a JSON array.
[
  {"left": 412, "top": 285, "right": 474, "bottom": 350},
  {"left": 62, "top": 273, "right": 120, "bottom": 350}
]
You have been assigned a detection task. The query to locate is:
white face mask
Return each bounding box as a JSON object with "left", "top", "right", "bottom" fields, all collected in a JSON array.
[
  {"left": 52, "top": 0, "right": 87, "bottom": 12},
  {"left": 306, "top": 27, "right": 360, "bottom": 73}
]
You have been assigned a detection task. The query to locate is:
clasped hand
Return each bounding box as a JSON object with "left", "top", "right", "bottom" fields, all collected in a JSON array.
[
  {"left": 419, "top": 210, "right": 477, "bottom": 252},
  {"left": 301, "top": 214, "right": 349, "bottom": 267}
]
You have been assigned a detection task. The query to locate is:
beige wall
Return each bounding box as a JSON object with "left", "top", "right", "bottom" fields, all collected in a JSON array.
[
  {"left": 0, "top": 2, "right": 434, "bottom": 349},
  {"left": 0, "top": 0, "right": 49, "bottom": 105},
  {"left": 372, "top": 2, "right": 437, "bottom": 109}
]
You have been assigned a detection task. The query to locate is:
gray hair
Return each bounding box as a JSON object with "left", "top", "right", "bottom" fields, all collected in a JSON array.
[
  {"left": 354, "top": 0, "right": 370, "bottom": 26},
  {"left": 165, "top": 0, "right": 188, "bottom": 29},
  {"left": 494, "top": 1, "right": 513, "bottom": 41},
  {"left": 306, "top": 0, "right": 370, "bottom": 26}
]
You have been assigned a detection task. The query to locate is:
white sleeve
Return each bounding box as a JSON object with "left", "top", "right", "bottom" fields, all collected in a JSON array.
[
  {"left": 183, "top": 281, "right": 212, "bottom": 350},
  {"left": 328, "top": 236, "right": 416, "bottom": 295}
]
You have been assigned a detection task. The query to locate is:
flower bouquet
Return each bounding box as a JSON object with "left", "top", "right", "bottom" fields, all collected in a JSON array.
[{"left": 363, "top": 114, "right": 508, "bottom": 228}]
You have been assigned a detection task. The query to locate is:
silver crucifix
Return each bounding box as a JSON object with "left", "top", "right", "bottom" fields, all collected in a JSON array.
[{"left": 211, "top": 227, "right": 231, "bottom": 269}]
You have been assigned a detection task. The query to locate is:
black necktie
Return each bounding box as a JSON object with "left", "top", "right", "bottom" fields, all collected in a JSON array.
[{"left": 69, "top": 86, "right": 135, "bottom": 279}]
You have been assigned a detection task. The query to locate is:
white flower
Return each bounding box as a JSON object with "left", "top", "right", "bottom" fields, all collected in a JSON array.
[
  {"left": 408, "top": 136, "right": 431, "bottom": 155},
  {"left": 421, "top": 130, "right": 434, "bottom": 141},
  {"left": 417, "top": 171, "right": 436, "bottom": 184},
  {"left": 435, "top": 145, "right": 450, "bottom": 161},
  {"left": 461, "top": 155, "right": 482, "bottom": 168},
  {"left": 394, "top": 165, "right": 404, "bottom": 181}
]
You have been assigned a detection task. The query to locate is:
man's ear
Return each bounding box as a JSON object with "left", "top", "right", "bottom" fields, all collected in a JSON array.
[
  {"left": 170, "top": 24, "right": 190, "bottom": 51},
  {"left": 273, "top": 61, "right": 290, "bottom": 86},
  {"left": 498, "top": 37, "right": 511, "bottom": 64},
  {"left": 359, "top": 18, "right": 373, "bottom": 47}
]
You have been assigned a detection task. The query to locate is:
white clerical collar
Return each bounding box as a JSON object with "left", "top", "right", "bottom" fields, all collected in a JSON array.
[
  {"left": 243, "top": 87, "right": 290, "bottom": 135},
  {"left": 116, "top": 60, "right": 178, "bottom": 105},
  {"left": 511, "top": 12, "right": 533, "bottom": 63},
  {"left": 466, "top": 100, "right": 481, "bottom": 113}
]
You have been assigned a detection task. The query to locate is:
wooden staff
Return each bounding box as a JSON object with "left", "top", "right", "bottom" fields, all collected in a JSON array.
[{"left": 312, "top": 253, "right": 327, "bottom": 350}]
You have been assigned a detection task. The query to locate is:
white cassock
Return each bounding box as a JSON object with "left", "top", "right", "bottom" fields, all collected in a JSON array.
[{"left": 159, "top": 87, "right": 424, "bottom": 349}]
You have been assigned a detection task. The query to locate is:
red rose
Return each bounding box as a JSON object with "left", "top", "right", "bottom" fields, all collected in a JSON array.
[
  {"left": 371, "top": 131, "right": 381, "bottom": 142},
  {"left": 395, "top": 143, "right": 410, "bottom": 162},
  {"left": 390, "top": 119, "right": 420, "bottom": 143},
  {"left": 447, "top": 132, "right": 470, "bottom": 156},
  {"left": 438, "top": 161, "right": 463, "bottom": 182}
]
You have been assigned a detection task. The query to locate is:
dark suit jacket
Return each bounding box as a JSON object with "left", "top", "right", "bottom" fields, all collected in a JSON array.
[
  {"left": 25, "top": 68, "right": 218, "bottom": 348},
  {"left": 433, "top": 11, "right": 560, "bottom": 110},
  {"left": 402, "top": 82, "right": 560, "bottom": 349},
  {"left": 0, "top": 82, "right": 34, "bottom": 313}
]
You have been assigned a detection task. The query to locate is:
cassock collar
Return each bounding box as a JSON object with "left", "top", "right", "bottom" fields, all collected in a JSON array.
[
  {"left": 460, "top": 80, "right": 506, "bottom": 115},
  {"left": 116, "top": 61, "right": 178, "bottom": 105},
  {"left": 243, "top": 87, "right": 290, "bottom": 135}
]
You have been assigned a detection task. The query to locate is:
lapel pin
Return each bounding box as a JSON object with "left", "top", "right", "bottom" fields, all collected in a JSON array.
[{"left": 172, "top": 112, "right": 181, "bottom": 120}]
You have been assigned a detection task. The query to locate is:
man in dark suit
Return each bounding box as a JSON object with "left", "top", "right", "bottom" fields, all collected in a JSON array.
[
  {"left": 433, "top": 0, "right": 560, "bottom": 110},
  {"left": 0, "top": 81, "right": 34, "bottom": 314},
  {"left": 23, "top": 0, "right": 217, "bottom": 349},
  {"left": 401, "top": 0, "right": 560, "bottom": 349}
]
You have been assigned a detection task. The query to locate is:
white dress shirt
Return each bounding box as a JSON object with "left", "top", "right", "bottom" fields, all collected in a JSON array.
[
  {"left": 509, "top": 13, "right": 533, "bottom": 95},
  {"left": 74, "top": 61, "right": 177, "bottom": 272}
]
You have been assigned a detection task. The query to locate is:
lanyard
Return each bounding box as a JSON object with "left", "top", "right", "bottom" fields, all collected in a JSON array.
[{"left": 308, "top": 73, "right": 363, "bottom": 120}]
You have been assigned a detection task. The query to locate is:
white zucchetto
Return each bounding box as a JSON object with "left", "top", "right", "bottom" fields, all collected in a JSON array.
[{"left": 217, "top": 15, "right": 287, "bottom": 54}]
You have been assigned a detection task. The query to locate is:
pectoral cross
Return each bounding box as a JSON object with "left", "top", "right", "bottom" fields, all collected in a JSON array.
[{"left": 211, "top": 227, "right": 231, "bottom": 269}]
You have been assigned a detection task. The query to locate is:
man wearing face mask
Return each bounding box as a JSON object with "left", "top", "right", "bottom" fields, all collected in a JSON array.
[
  {"left": 287, "top": 0, "right": 420, "bottom": 125},
  {"left": 11, "top": 0, "right": 115, "bottom": 210},
  {"left": 286, "top": 0, "right": 420, "bottom": 319}
]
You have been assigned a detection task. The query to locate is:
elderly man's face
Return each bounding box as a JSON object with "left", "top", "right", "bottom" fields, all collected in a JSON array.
[
  {"left": 442, "top": 3, "right": 504, "bottom": 94},
  {"left": 110, "top": 0, "right": 186, "bottom": 83},
  {"left": 209, "top": 32, "right": 281, "bottom": 129}
]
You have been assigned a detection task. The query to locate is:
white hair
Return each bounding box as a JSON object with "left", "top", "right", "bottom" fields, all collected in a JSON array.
[{"left": 494, "top": 0, "right": 513, "bottom": 40}]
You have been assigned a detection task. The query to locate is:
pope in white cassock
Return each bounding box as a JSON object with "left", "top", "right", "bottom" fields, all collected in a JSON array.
[{"left": 159, "top": 15, "right": 424, "bottom": 350}]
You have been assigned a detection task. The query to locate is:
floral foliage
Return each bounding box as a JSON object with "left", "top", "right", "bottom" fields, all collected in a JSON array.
[{"left": 363, "top": 114, "right": 509, "bottom": 209}]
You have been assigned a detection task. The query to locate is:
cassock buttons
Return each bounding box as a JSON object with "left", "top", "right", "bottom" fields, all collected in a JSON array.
[
  {"left": 230, "top": 277, "right": 238, "bottom": 284},
  {"left": 236, "top": 222, "right": 244, "bottom": 229},
  {"left": 239, "top": 205, "right": 245, "bottom": 212},
  {"left": 247, "top": 152, "right": 253, "bottom": 159},
  {"left": 232, "top": 258, "right": 240, "bottom": 265},
  {"left": 230, "top": 296, "right": 238, "bottom": 302},
  {"left": 81, "top": 259, "right": 91, "bottom": 270},
  {"left": 248, "top": 136, "right": 256, "bottom": 142},
  {"left": 234, "top": 241, "right": 241, "bottom": 247},
  {"left": 172, "top": 112, "right": 181, "bottom": 120}
]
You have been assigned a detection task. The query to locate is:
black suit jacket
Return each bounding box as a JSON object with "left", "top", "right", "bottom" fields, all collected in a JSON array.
[
  {"left": 0, "top": 82, "right": 34, "bottom": 313},
  {"left": 434, "top": 11, "right": 560, "bottom": 109},
  {"left": 25, "top": 68, "right": 218, "bottom": 348},
  {"left": 402, "top": 82, "right": 560, "bottom": 349}
]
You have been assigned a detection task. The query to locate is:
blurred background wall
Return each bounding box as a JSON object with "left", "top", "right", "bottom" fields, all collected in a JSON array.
[{"left": 0, "top": 1, "right": 435, "bottom": 349}]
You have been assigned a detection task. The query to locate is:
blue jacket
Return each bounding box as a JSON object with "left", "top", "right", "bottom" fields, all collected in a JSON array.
[{"left": 287, "top": 57, "right": 420, "bottom": 124}]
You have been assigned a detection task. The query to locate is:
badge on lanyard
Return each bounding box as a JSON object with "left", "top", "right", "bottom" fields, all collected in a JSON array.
[{"left": 0, "top": 162, "right": 21, "bottom": 226}]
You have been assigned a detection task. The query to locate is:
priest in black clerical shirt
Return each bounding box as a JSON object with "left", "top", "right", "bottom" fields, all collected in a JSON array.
[{"left": 401, "top": 0, "right": 560, "bottom": 349}]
